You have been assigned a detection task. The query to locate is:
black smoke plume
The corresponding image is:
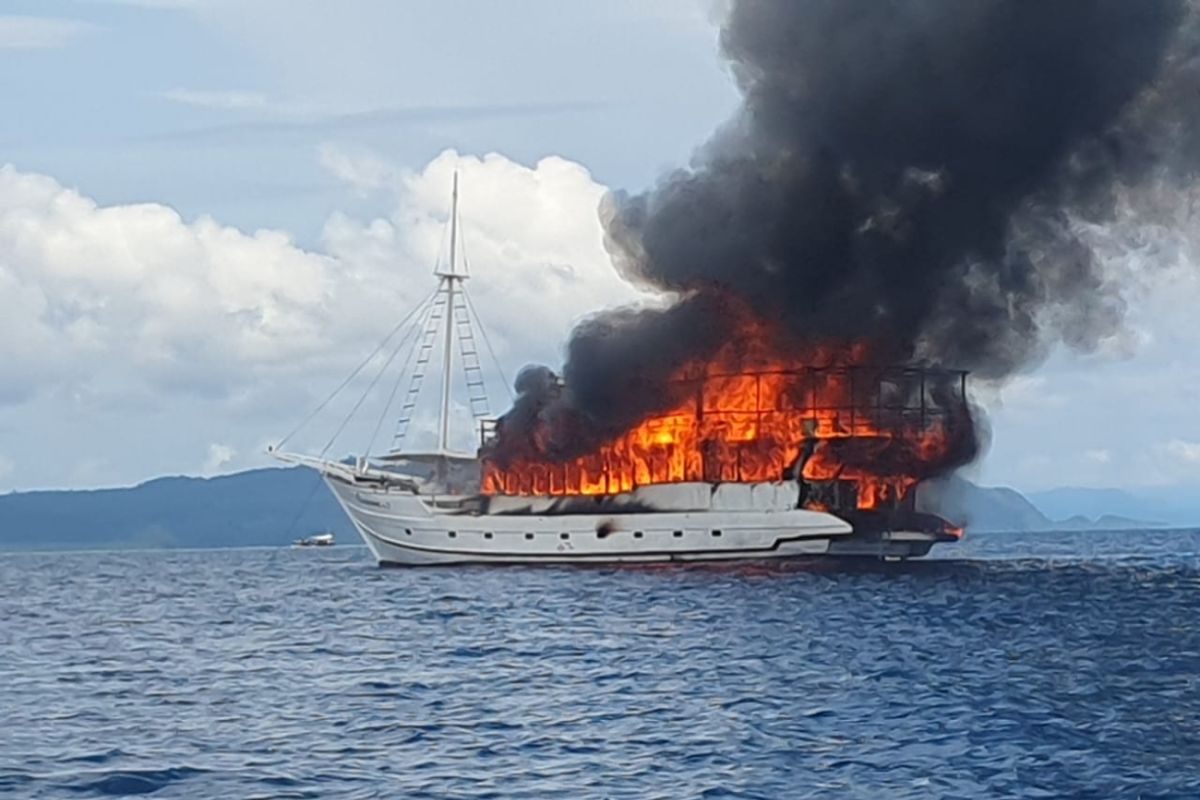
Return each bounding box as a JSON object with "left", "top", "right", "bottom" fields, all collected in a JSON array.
[{"left": 491, "top": 0, "right": 1199, "bottom": 464}]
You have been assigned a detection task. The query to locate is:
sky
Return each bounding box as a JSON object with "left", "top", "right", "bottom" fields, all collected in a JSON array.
[{"left": 0, "top": 0, "right": 1198, "bottom": 494}]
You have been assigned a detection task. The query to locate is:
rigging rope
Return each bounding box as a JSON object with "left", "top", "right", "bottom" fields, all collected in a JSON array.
[
  {"left": 280, "top": 469, "right": 327, "bottom": 543},
  {"left": 463, "top": 285, "right": 515, "bottom": 403},
  {"left": 364, "top": 294, "right": 437, "bottom": 456},
  {"left": 273, "top": 287, "right": 437, "bottom": 451},
  {"left": 318, "top": 292, "right": 436, "bottom": 460}
]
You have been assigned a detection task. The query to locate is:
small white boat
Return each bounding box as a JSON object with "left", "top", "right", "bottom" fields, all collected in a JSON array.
[
  {"left": 272, "top": 175, "right": 963, "bottom": 566},
  {"left": 293, "top": 532, "right": 335, "bottom": 547}
]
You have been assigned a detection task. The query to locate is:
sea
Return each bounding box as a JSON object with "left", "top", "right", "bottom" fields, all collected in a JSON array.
[{"left": 2, "top": 529, "right": 1199, "bottom": 799}]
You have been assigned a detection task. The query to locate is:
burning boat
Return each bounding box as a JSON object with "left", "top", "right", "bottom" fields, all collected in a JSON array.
[
  {"left": 273, "top": 0, "right": 1196, "bottom": 565},
  {"left": 273, "top": 178, "right": 970, "bottom": 565}
]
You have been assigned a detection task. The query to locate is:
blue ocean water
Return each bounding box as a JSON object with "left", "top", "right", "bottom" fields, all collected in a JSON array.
[{"left": 2, "top": 530, "right": 1199, "bottom": 799}]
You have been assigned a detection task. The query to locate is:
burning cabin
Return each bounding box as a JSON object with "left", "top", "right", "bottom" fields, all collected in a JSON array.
[{"left": 479, "top": 358, "right": 974, "bottom": 528}]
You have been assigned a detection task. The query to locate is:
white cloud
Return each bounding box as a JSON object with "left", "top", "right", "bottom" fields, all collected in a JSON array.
[
  {"left": 1165, "top": 439, "right": 1200, "bottom": 464},
  {"left": 0, "top": 164, "right": 335, "bottom": 403},
  {"left": 319, "top": 148, "right": 645, "bottom": 374},
  {"left": 0, "top": 150, "right": 641, "bottom": 479},
  {"left": 1084, "top": 449, "right": 1112, "bottom": 465},
  {"left": 0, "top": 16, "right": 97, "bottom": 49},
  {"left": 318, "top": 144, "right": 395, "bottom": 194},
  {"left": 202, "top": 443, "right": 236, "bottom": 474}
]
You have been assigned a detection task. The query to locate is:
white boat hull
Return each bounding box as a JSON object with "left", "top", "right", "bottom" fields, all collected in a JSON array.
[{"left": 322, "top": 475, "right": 948, "bottom": 566}]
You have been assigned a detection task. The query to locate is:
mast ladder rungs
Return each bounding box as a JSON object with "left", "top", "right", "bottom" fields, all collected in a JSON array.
[
  {"left": 452, "top": 292, "right": 490, "bottom": 418},
  {"left": 393, "top": 288, "right": 450, "bottom": 447}
]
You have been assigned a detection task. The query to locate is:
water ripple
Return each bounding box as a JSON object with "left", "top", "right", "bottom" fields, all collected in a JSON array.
[{"left": 2, "top": 530, "right": 1199, "bottom": 798}]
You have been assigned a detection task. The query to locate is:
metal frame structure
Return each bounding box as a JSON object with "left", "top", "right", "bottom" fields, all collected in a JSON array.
[{"left": 481, "top": 365, "right": 970, "bottom": 451}]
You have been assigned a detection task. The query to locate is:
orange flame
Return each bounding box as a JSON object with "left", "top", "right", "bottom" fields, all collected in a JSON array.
[{"left": 482, "top": 321, "right": 967, "bottom": 511}]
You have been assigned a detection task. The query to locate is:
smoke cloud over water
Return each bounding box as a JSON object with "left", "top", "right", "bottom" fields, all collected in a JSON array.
[{"left": 497, "top": 0, "right": 1200, "bottom": 467}]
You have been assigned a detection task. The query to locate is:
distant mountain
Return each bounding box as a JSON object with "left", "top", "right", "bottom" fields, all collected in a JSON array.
[
  {"left": 0, "top": 467, "right": 1188, "bottom": 552},
  {"left": 1055, "top": 514, "right": 1163, "bottom": 531},
  {"left": 0, "top": 468, "right": 353, "bottom": 552},
  {"left": 917, "top": 475, "right": 1173, "bottom": 532},
  {"left": 1028, "top": 487, "right": 1154, "bottom": 523},
  {"left": 1025, "top": 487, "right": 1200, "bottom": 528}
]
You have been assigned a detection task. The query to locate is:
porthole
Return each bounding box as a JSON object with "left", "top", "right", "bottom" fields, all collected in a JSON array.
[
  {"left": 448, "top": 531, "right": 457, "bottom": 538},
  {"left": 673, "top": 530, "right": 683, "bottom": 538},
  {"left": 525, "top": 533, "right": 534, "bottom": 541},
  {"left": 404, "top": 528, "right": 412, "bottom": 536},
  {"left": 560, "top": 532, "right": 570, "bottom": 540},
  {"left": 633, "top": 531, "right": 644, "bottom": 539},
  {"left": 712, "top": 529, "right": 723, "bottom": 537},
  {"left": 484, "top": 532, "right": 494, "bottom": 540}
]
